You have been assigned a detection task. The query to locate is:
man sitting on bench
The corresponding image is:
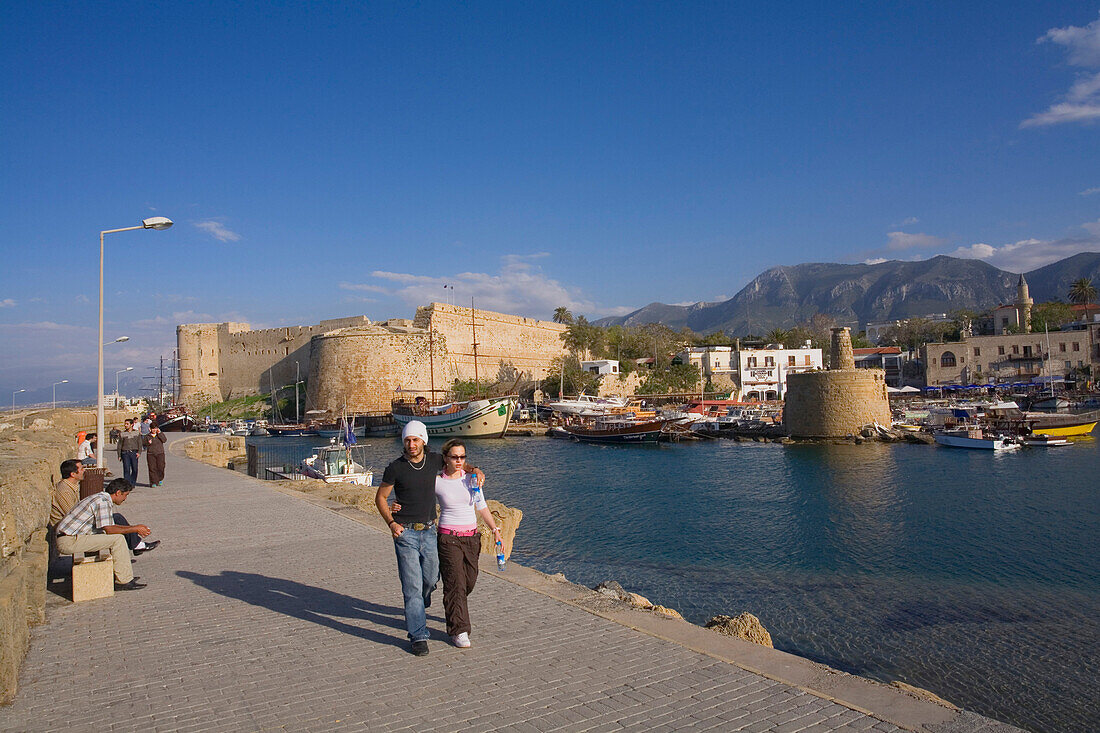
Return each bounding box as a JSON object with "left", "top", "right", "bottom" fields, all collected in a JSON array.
[
  {"left": 55, "top": 478, "right": 152, "bottom": 591},
  {"left": 50, "top": 460, "right": 159, "bottom": 557}
]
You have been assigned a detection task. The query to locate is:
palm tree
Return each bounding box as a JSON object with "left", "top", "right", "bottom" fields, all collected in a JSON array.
[
  {"left": 766, "top": 327, "right": 789, "bottom": 347},
  {"left": 553, "top": 307, "right": 574, "bottom": 325},
  {"left": 1069, "top": 277, "right": 1097, "bottom": 323}
]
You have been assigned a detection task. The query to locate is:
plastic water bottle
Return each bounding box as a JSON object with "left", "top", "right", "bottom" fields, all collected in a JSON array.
[
  {"left": 495, "top": 539, "right": 506, "bottom": 571},
  {"left": 468, "top": 473, "right": 483, "bottom": 505}
]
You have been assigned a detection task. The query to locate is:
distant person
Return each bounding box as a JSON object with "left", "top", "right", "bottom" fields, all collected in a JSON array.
[
  {"left": 77, "top": 432, "right": 97, "bottom": 467},
  {"left": 109, "top": 426, "right": 121, "bottom": 445},
  {"left": 434, "top": 438, "right": 501, "bottom": 648},
  {"left": 139, "top": 415, "right": 152, "bottom": 436},
  {"left": 375, "top": 421, "right": 484, "bottom": 656},
  {"left": 117, "top": 419, "right": 142, "bottom": 486},
  {"left": 144, "top": 424, "right": 167, "bottom": 486},
  {"left": 54, "top": 479, "right": 152, "bottom": 591}
]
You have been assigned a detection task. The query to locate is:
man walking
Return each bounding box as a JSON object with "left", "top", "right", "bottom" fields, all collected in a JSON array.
[
  {"left": 144, "top": 424, "right": 167, "bottom": 486},
  {"left": 376, "top": 422, "right": 485, "bottom": 655},
  {"left": 55, "top": 478, "right": 150, "bottom": 591},
  {"left": 117, "top": 419, "right": 142, "bottom": 485}
]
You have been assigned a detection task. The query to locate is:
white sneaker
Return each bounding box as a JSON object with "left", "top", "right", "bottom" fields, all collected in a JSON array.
[{"left": 451, "top": 632, "right": 471, "bottom": 648}]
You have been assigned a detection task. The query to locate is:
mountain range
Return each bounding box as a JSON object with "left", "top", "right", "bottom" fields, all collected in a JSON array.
[{"left": 595, "top": 252, "right": 1100, "bottom": 335}]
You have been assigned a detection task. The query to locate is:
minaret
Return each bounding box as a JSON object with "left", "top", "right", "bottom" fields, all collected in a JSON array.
[{"left": 1016, "top": 275, "right": 1033, "bottom": 334}]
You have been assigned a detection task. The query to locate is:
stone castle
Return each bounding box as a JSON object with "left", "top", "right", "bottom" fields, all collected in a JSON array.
[{"left": 178, "top": 304, "right": 568, "bottom": 414}]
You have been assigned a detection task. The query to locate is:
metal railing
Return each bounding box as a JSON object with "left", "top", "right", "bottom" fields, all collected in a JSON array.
[{"left": 245, "top": 442, "right": 374, "bottom": 481}]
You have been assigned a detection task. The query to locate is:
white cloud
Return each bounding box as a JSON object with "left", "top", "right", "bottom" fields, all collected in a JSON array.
[
  {"left": 368, "top": 255, "right": 628, "bottom": 319},
  {"left": 863, "top": 258, "right": 888, "bottom": 265},
  {"left": 885, "top": 231, "right": 947, "bottom": 251},
  {"left": 949, "top": 230, "right": 1100, "bottom": 271},
  {"left": 900, "top": 217, "right": 919, "bottom": 226},
  {"left": 0, "top": 298, "right": 15, "bottom": 308},
  {"left": 1023, "top": 14, "right": 1100, "bottom": 128},
  {"left": 1080, "top": 187, "right": 1100, "bottom": 196},
  {"left": 194, "top": 219, "right": 242, "bottom": 243}
]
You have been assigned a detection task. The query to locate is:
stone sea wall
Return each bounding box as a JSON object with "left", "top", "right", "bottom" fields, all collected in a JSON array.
[{"left": 0, "top": 409, "right": 127, "bottom": 703}]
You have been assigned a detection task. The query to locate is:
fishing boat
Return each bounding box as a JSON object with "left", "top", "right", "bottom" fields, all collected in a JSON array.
[
  {"left": 300, "top": 439, "right": 373, "bottom": 484},
  {"left": 934, "top": 426, "right": 1020, "bottom": 451},
  {"left": 563, "top": 415, "right": 669, "bottom": 444},
  {"left": 155, "top": 405, "right": 196, "bottom": 432},
  {"left": 984, "top": 402, "right": 1099, "bottom": 438},
  {"left": 266, "top": 423, "right": 319, "bottom": 437},
  {"left": 392, "top": 395, "right": 517, "bottom": 438},
  {"left": 1021, "top": 434, "right": 1071, "bottom": 447}
]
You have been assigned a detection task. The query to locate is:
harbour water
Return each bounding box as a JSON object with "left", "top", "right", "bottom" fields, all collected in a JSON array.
[{"left": 249, "top": 433, "right": 1099, "bottom": 733}]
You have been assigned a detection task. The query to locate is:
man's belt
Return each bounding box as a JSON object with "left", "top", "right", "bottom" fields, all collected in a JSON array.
[{"left": 401, "top": 521, "right": 435, "bottom": 531}]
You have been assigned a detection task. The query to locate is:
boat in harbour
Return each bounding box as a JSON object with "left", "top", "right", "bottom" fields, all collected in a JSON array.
[
  {"left": 266, "top": 423, "right": 319, "bottom": 437},
  {"left": 1021, "top": 434, "right": 1071, "bottom": 447},
  {"left": 392, "top": 394, "right": 517, "bottom": 438},
  {"left": 563, "top": 415, "right": 669, "bottom": 444},
  {"left": 934, "top": 426, "right": 1020, "bottom": 451},
  {"left": 155, "top": 404, "right": 196, "bottom": 432},
  {"left": 300, "top": 439, "right": 373, "bottom": 484}
]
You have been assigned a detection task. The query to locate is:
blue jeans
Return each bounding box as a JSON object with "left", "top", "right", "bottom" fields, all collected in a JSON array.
[
  {"left": 121, "top": 451, "right": 139, "bottom": 485},
  {"left": 393, "top": 526, "right": 440, "bottom": 642}
]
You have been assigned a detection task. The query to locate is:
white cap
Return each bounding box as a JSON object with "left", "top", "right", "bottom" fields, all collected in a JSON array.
[{"left": 402, "top": 420, "right": 429, "bottom": 445}]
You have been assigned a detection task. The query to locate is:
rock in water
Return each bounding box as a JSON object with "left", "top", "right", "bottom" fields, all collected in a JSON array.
[{"left": 704, "top": 613, "right": 774, "bottom": 648}]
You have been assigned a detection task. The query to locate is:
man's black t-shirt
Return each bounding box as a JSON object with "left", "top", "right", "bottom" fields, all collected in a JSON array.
[{"left": 382, "top": 452, "right": 444, "bottom": 524}]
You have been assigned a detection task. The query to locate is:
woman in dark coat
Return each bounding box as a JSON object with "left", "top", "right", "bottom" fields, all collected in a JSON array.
[{"left": 144, "top": 425, "right": 168, "bottom": 486}]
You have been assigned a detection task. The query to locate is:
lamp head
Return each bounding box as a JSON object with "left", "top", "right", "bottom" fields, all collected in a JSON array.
[
  {"left": 61, "top": 380, "right": 68, "bottom": 384},
  {"left": 126, "top": 367, "right": 134, "bottom": 372},
  {"left": 116, "top": 336, "right": 130, "bottom": 343},
  {"left": 142, "top": 216, "right": 173, "bottom": 231}
]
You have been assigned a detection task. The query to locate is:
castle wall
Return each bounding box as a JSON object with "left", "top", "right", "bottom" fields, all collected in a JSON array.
[
  {"left": 178, "top": 317, "right": 370, "bottom": 404},
  {"left": 414, "top": 303, "right": 567, "bottom": 382},
  {"left": 783, "top": 370, "right": 892, "bottom": 438},
  {"left": 307, "top": 327, "right": 450, "bottom": 414}
]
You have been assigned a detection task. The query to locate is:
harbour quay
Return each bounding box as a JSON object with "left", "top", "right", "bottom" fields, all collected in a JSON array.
[{"left": 0, "top": 424, "right": 1023, "bottom": 732}]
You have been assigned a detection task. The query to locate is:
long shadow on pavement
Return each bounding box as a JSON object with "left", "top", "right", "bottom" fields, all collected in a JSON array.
[{"left": 178, "top": 570, "right": 414, "bottom": 649}]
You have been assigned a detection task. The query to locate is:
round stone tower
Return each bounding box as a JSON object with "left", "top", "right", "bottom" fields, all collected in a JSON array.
[
  {"left": 1016, "top": 274, "right": 1033, "bottom": 334},
  {"left": 783, "top": 327, "right": 892, "bottom": 439}
]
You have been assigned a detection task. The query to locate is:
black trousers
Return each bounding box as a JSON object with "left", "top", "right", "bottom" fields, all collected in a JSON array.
[{"left": 437, "top": 532, "right": 481, "bottom": 636}]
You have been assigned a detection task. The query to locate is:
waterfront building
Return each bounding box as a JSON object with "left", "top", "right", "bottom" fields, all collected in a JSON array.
[
  {"left": 580, "top": 359, "right": 619, "bottom": 376},
  {"left": 674, "top": 344, "right": 823, "bottom": 400},
  {"left": 921, "top": 324, "right": 1099, "bottom": 386},
  {"left": 852, "top": 347, "right": 903, "bottom": 388}
]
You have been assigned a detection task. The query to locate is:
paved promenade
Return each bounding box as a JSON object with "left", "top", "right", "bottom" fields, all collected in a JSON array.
[{"left": 3, "top": 437, "right": 1020, "bottom": 732}]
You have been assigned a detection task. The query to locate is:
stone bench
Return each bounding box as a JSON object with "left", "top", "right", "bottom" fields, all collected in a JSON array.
[{"left": 47, "top": 529, "right": 116, "bottom": 603}]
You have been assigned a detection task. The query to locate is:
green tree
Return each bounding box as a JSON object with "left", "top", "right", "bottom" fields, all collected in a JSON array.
[
  {"left": 1069, "top": 277, "right": 1097, "bottom": 322},
  {"left": 1031, "top": 301, "right": 1075, "bottom": 332},
  {"left": 766, "top": 327, "right": 790, "bottom": 346},
  {"left": 636, "top": 363, "right": 701, "bottom": 395},
  {"left": 539, "top": 355, "right": 599, "bottom": 398},
  {"left": 553, "top": 307, "right": 574, "bottom": 324}
]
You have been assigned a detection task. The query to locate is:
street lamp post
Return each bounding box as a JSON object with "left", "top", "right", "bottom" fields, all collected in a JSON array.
[
  {"left": 52, "top": 380, "right": 69, "bottom": 409},
  {"left": 12, "top": 388, "right": 25, "bottom": 414},
  {"left": 115, "top": 367, "right": 134, "bottom": 408},
  {"left": 97, "top": 217, "right": 172, "bottom": 467}
]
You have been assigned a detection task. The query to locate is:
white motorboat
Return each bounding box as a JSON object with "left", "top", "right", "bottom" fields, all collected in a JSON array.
[
  {"left": 300, "top": 440, "right": 373, "bottom": 484},
  {"left": 1021, "top": 434, "right": 1070, "bottom": 447},
  {"left": 934, "top": 426, "right": 1020, "bottom": 451},
  {"left": 392, "top": 395, "right": 517, "bottom": 438},
  {"left": 546, "top": 394, "right": 629, "bottom": 416}
]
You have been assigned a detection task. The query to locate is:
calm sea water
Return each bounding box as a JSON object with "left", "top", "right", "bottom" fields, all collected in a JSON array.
[{"left": 250, "top": 433, "right": 1100, "bottom": 733}]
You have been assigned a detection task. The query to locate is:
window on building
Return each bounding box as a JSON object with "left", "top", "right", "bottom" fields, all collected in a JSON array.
[
  {"left": 1023, "top": 345, "right": 1032, "bottom": 357},
  {"left": 998, "top": 346, "right": 1005, "bottom": 355},
  {"left": 1073, "top": 342, "right": 1080, "bottom": 352},
  {"left": 974, "top": 347, "right": 980, "bottom": 357},
  {"left": 788, "top": 355, "right": 796, "bottom": 366},
  {"left": 804, "top": 355, "right": 811, "bottom": 365},
  {"left": 1059, "top": 342, "right": 1066, "bottom": 352},
  {"left": 765, "top": 356, "right": 774, "bottom": 366},
  {"left": 941, "top": 352, "right": 957, "bottom": 367},
  {"left": 1012, "top": 345, "right": 1019, "bottom": 355},
  {"left": 747, "top": 357, "right": 756, "bottom": 367},
  {"left": 976, "top": 364, "right": 981, "bottom": 372}
]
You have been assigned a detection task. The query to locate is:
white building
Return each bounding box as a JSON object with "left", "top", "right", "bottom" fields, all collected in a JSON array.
[
  {"left": 674, "top": 345, "right": 823, "bottom": 400},
  {"left": 580, "top": 359, "right": 619, "bottom": 376}
]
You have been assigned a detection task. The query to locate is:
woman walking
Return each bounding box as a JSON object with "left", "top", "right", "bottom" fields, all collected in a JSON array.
[
  {"left": 435, "top": 438, "right": 502, "bottom": 648},
  {"left": 144, "top": 424, "right": 167, "bottom": 486}
]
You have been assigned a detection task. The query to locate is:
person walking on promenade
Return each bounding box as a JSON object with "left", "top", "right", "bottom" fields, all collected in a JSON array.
[
  {"left": 434, "top": 438, "right": 501, "bottom": 649},
  {"left": 117, "top": 419, "right": 142, "bottom": 485},
  {"left": 144, "top": 424, "right": 167, "bottom": 486},
  {"left": 375, "top": 421, "right": 484, "bottom": 656},
  {"left": 55, "top": 478, "right": 150, "bottom": 591}
]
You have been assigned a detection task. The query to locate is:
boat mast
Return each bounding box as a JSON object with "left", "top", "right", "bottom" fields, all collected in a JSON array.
[
  {"left": 471, "top": 298, "right": 480, "bottom": 399},
  {"left": 429, "top": 327, "right": 435, "bottom": 401},
  {"left": 1044, "top": 324, "right": 1054, "bottom": 398}
]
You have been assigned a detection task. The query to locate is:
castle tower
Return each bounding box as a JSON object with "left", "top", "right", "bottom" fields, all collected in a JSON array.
[
  {"left": 828, "top": 327, "right": 855, "bottom": 370},
  {"left": 1016, "top": 274, "right": 1033, "bottom": 334}
]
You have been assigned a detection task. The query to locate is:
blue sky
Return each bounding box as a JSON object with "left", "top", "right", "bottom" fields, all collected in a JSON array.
[{"left": 2, "top": 2, "right": 1099, "bottom": 402}]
